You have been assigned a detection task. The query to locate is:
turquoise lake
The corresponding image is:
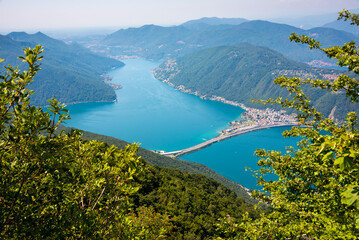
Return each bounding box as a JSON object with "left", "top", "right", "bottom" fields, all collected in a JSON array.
[{"left": 66, "top": 59, "right": 299, "bottom": 190}]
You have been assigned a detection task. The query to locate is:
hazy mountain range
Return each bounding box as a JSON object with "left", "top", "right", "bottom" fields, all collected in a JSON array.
[
  {"left": 88, "top": 19, "right": 359, "bottom": 66},
  {"left": 1, "top": 14, "right": 358, "bottom": 114}
]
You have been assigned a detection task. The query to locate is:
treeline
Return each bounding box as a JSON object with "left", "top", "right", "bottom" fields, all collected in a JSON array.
[{"left": 60, "top": 126, "right": 255, "bottom": 204}]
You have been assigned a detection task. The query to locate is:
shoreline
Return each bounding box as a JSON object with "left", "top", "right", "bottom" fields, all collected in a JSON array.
[{"left": 153, "top": 77, "right": 298, "bottom": 157}]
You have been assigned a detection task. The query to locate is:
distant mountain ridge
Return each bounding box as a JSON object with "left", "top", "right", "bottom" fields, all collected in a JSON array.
[
  {"left": 1, "top": 32, "right": 124, "bottom": 105},
  {"left": 322, "top": 20, "right": 359, "bottom": 36},
  {"left": 182, "top": 17, "right": 248, "bottom": 27},
  {"left": 320, "top": 8, "right": 359, "bottom": 36},
  {"left": 154, "top": 43, "right": 358, "bottom": 120},
  {"left": 95, "top": 20, "right": 359, "bottom": 64}
]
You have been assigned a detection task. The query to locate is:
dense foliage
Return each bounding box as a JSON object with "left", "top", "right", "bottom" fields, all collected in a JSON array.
[
  {"left": 0, "top": 32, "right": 123, "bottom": 105},
  {"left": 217, "top": 10, "right": 359, "bottom": 239},
  {"left": 154, "top": 43, "right": 358, "bottom": 120},
  {"left": 76, "top": 129, "right": 259, "bottom": 239},
  {"left": 134, "top": 166, "right": 259, "bottom": 239}
]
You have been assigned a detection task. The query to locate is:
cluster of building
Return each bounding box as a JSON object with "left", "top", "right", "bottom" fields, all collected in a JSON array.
[
  {"left": 241, "top": 108, "right": 297, "bottom": 126},
  {"left": 221, "top": 107, "right": 297, "bottom": 136},
  {"left": 272, "top": 69, "right": 318, "bottom": 79}
]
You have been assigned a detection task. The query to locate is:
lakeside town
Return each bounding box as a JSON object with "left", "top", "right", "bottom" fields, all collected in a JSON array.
[
  {"left": 153, "top": 76, "right": 298, "bottom": 157},
  {"left": 159, "top": 106, "right": 297, "bottom": 157},
  {"left": 222, "top": 107, "right": 297, "bottom": 136}
]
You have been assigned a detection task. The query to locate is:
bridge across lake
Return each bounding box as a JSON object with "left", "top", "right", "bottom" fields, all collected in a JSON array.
[{"left": 160, "top": 123, "right": 297, "bottom": 157}]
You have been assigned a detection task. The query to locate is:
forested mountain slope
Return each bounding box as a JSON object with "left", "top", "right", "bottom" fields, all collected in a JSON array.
[
  {"left": 62, "top": 127, "right": 259, "bottom": 238},
  {"left": 57, "top": 125, "right": 254, "bottom": 204},
  {"left": 154, "top": 43, "right": 358, "bottom": 120},
  {"left": 1, "top": 32, "right": 123, "bottom": 105}
]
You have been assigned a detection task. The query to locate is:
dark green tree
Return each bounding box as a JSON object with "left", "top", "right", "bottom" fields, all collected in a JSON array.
[{"left": 216, "top": 9, "right": 359, "bottom": 239}]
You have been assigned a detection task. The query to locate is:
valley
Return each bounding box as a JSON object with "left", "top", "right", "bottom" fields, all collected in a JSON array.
[
  {"left": 65, "top": 58, "right": 299, "bottom": 190},
  {"left": 2, "top": 6, "right": 359, "bottom": 237}
]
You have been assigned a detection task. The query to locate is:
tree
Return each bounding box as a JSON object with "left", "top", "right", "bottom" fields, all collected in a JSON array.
[
  {"left": 217, "top": 9, "right": 359, "bottom": 239},
  {"left": 0, "top": 46, "right": 150, "bottom": 238}
]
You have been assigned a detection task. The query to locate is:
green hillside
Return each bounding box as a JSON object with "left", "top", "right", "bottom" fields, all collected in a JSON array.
[
  {"left": 58, "top": 127, "right": 259, "bottom": 238},
  {"left": 154, "top": 43, "right": 358, "bottom": 120},
  {"left": 57, "top": 125, "right": 254, "bottom": 204},
  {"left": 1, "top": 32, "right": 124, "bottom": 105}
]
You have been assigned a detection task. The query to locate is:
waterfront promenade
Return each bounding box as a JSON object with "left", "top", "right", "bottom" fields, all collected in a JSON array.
[{"left": 160, "top": 123, "right": 296, "bottom": 157}]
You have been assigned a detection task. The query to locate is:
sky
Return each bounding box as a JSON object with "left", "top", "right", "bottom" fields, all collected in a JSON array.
[{"left": 1, "top": 0, "right": 359, "bottom": 33}]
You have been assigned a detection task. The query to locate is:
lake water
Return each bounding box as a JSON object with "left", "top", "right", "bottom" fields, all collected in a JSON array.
[{"left": 66, "top": 59, "right": 299, "bottom": 189}]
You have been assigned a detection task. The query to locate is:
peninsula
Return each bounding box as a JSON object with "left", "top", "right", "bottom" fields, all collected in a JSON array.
[{"left": 157, "top": 107, "right": 297, "bottom": 157}]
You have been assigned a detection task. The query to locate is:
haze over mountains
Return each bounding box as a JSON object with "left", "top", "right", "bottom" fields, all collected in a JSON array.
[
  {"left": 1, "top": 14, "right": 357, "bottom": 117},
  {"left": 85, "top": 18, "right": 359, "bottom": 67}
]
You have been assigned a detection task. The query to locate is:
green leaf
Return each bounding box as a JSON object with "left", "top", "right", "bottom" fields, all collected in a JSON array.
[
  {"left": 334, "top": 156, "right": 353, "bottom": 170},
  {"left": 341, "top": 185, "right": 359, "bottom": 208}
]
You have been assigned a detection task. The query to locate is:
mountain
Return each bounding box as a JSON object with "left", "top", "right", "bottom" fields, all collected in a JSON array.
[
  {"left": 1, "top": 32, "right": 124, "bottom": 105},
  {"left": 182, "top": 17, "right": 248, "bottom": 28},
  {"left": 101, "top": 25, "right": 195, "bottom": 60},
  {"left": 269, "top": 8, "right": 359, "bottom": 29},
  {"left": 322, "top": 19, "right": 359, "bottom": 36},
  {"left": 153, "top": 43, "right": 358, "bottom": 120},
  {"left": 269, "top": 12, "right": 339, "bottom": 29},
  {"left": 321, "top": 8, "right": 359, "bottom": 35},
  {"left": 97, "top": 20, "right": 358, "bottom": 64}
]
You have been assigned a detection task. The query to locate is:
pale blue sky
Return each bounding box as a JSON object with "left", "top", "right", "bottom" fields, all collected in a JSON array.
[{"left": 1, "top": 0, "right": 359, "bottom": 31}]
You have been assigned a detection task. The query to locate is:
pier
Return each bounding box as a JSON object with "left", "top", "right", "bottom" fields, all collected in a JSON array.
[{"left": 160, "top": 123, "right": 296, "bottom": 157}]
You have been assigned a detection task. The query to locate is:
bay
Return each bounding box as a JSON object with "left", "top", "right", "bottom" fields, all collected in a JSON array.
[
  {"left": 65, "top": 58, "right": 299, "bottom": 189},
  {"left": 66, "top": 59, "right": 244, "bottom": 152}
]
